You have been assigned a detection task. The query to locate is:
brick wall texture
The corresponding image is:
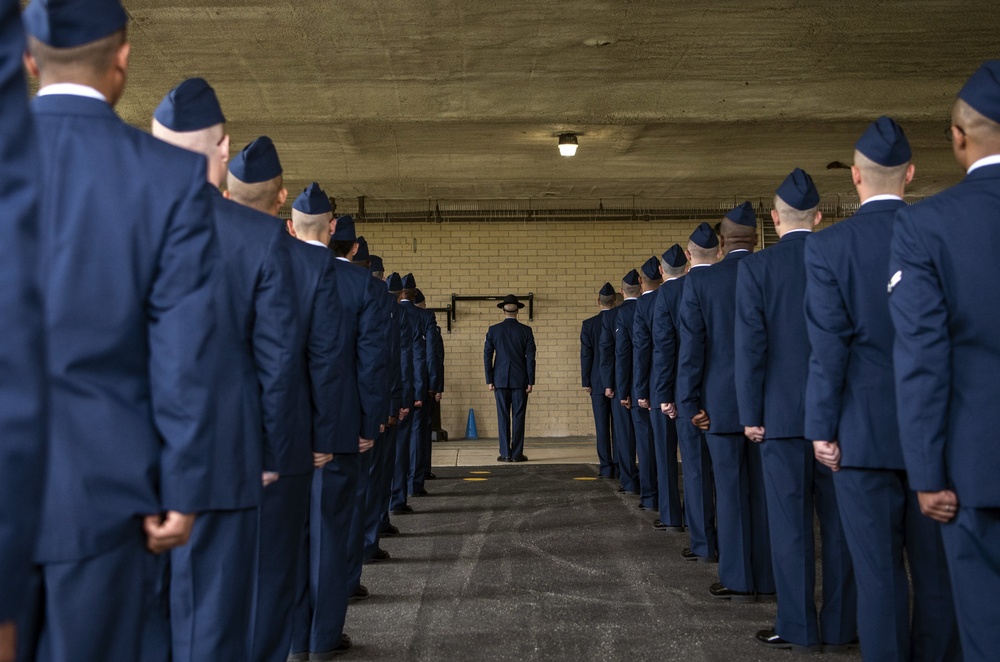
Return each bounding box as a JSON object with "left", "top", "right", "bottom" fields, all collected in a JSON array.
[{"left": 358, "top": 218, "right": 835, "bottom": 439}]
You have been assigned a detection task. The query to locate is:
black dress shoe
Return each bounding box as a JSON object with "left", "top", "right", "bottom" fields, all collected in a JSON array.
[
  {"left": 755, "top": 592, "right": 777, "bottom": 603},
  {"left": 363, "top": 548, "right": 391, "bottom": 564},
  {"left": 681, "top": 547, "right": 718, "bottom": 563},
  {"left": 427, "top": 472, "right": 438, "bottom": 479},
  {"left": 652, "top": 520, "right": 685, "bottom": 532},
  {"left": 822, "top": 638, "right": 860, "bottom": 654},
  {"left": 754, "top": 629, "right": 821, "bottom": 653},
  {"left": 636, "top": 502, "right": 648, "bottom": 510},
  {"left": 380, "top": 523, "right": 400, "bottom": 536},
  {"left": 616, "top": 486, "right": 626, "bottom": 493},
  {"left": 308, "top": 634, "right": 352, "bottom": 660},
  {"left": 497, "top": 455, "right": 510, "bottom": 462},
  {"left": 512, "top": 455, "right": 528, "bottom": 462},
  {"left": 709, "top": 581, "right": 757, "bottom": 603},
  {"left": 348, "top": 584, "right": 370, "bottom": 603},
  {"left": 411, "top": 488, "right": 428, "bottom": 496},
  {"left": 389, "top": 504, "right": 413, "bottom": 515}
]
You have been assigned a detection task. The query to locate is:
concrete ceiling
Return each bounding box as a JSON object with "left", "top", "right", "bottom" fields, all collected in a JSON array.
[{"left": 115, "top": 0, "right": 1000, "bottom": 206}]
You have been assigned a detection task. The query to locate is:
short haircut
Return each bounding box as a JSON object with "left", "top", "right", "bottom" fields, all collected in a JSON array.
[
  {"left": 660, "top": 261, "right": 687, "bottom": 279},
  {"left": 639, "top": 272, "right": 662, "bottom": 286},
  {"left": 622, "top": 282, "right": 642, "bottom": 298},
  {"left": 853, "top": 150, "right": 911, "bottom": 192},
  {"left": 227, "top": 173, "right": 283, "bottom": 213},
  {"left": 151, "top": 122, "right": 223, "bottom": 162},
  {"left": 291, "top": 210, "right": 332, "bottom": 239},
  {"left": 687, "top": 242, "right": 718, "bottom": 262},
  {"left": 370, "top": 270, "right": 385, "bottom": 280},
  {"left": 401, "top": 287, "right": 417, "bottom": 299},
  {"left": 599, "top": 294, "right": 616, "bottom": 307},
  {"left": 28, "top": 29, "right": 126, "bottom": 80},
  {"left": 330, "top": 240, "right": 356, "bottom": 258},
  {"left": 955, "top": 98, "right": 1000, "bottom": 142},
  {"left": 503, "top": 304, "right": 519, "bottom": 313},
  {"left": 772, "top": 195, "right": 818, "bottom": 227},
  {"left": 720, "top": 218, "right": 757, "bottom": 250}
]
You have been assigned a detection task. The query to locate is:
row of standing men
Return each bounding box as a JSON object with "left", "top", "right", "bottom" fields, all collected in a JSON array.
[
  {"left": 580, "top": 62, "right": 1000, "bottom": 661},
  {"left": 0, "top": 1, "right": 448, "bottom": 660}
]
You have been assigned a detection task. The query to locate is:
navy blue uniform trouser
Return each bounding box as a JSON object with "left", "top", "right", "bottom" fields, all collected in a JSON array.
[
  {"left": 248, "top": 473, "right": 311, "bottom": 662},
  {"left": 833, "top": 467, "right": 960, "bottom": 662},
  {"left": 941, "top": 506, "right": 1000, "bottom": 662},
  {"left": 390, "top": 412, "right": 415, "bottom": 510},
  {"left": 631, "top": 405, "right": 658, "bottom": 508},
  {"left": 370, "top": 423, "right": 396, "bottom": 551},
  {"left": 612, "top": 399, "right": 637, "bottom": 491},
  {"left": 409, "top": 406, "right": 431, "bottom": 493},
  {"left": 170, "top": 507, "right": 257, "bottom": 662},
  {"left": 677, "top": 416, "right": 716, "bottom": 558},
  {"left": 35, "top": 526, "right": 168, "bottom": 662},
  {"left": 703, "top": 432, "right": 773, "bottom": 594},
  {"left": 589, "top": 392, "right": 615, "bottom": 478},
  {"left": 651, "top": 409, "right": 683, "bottom": 526},
  {"left": 290, "top": 454, "right": 361, "bottom": 656},
  {"left": 347, "top": 449, "right": 374, "bottom": 593},
  {"left": 759, "top": 438, "right": 856, "bottom": 647},
  {"left": 494, "top": 387, "right": 528, "bottom": 459}
]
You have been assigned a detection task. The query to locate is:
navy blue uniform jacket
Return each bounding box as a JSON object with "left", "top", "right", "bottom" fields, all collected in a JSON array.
[
  {"left": 398, "top": 300, "right": 426, "bottom": 404},
  {"left": 735, "top": 231, "right": 811, "bottom": 438},
  {"left": 33, "top": 93, "right": 220, "bottom": 563},
  {"left": 284, "top": 240, "right": 340, "bottom": 470},
  {"left": 207, "top": 192, "right": 297, "bottom": 505},
  {"left": 484, "top": 318, "right": 536, "bottom": 388},
  {"left": 598, "top": 307, "right": 618, "bottom": 394},
  {"left": 613, "top": 299, "right": 639, "bottom": 399},
  {"left": 652, "top": 277, "right": 686, "bottom": 406},
  {"left": 678, "top": 251, "right": 750, "bottom": 433},
  {"left": 0, "top": 0, "right": 46, "bottom": 618},
  {"left": 632, "top": 291, "right": 659, "bottom": 402},
  {"left": 580, "top": 313, "right": 605, "bottom": 391},
  {"left": 329, "top": 260, "right": 387, "bottom": 447},
  {"left": 804, "top": 199, "right": 906, "bottom": 469},
  {"left": 889, "top": 164, "right": 1000, "bottom": 506}
]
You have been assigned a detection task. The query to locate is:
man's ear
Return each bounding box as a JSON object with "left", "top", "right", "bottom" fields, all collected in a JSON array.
[
  {"left": 23, "top": 52, "right": 40, "bottom": 79},
  {"left": 285, "top": 219, "right": 296, "bottom": 237},
  {"left": 813, "top": 211, "right": 823, "bottom": 228},
  {"left": 278, "top": 188, "right": 288, "bottom": 206},
  {"left": 904, "top": 163, "right": 916, "bottom": 186},
  {"left": 850, "top": 165, "right": 862, "bottom": 188},
  {"left": 222, "top": 189, "right": 231, "bottom": 200}
]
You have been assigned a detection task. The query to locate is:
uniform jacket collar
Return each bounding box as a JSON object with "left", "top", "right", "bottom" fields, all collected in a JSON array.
[
  {"left": 964, "top": 162, "right": 1000, "bottom": 183},
  {"left": 853, "top": 198, "right": 906, "bottom": 217},
  {"left": 778, "top": 230, "right": 811, "bottom": 243},
  {"left": 31, "top": 93, "right": 118, "bottom": 120},
  {"left": 723, "top": 249, "right": 750, "bottom": 261}
]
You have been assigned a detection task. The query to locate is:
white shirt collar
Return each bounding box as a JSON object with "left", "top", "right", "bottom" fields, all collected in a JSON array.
[
  {"left": 641, "top": 289, "right": 656, "bottom": 296},
  {"left": 335, "top": 256, "right": 350, "bottom": 262},
  {"left": 782, "top": 228, "right": 812, "bottom": 235},
  {"left": 968, "top": 155, "right": 1000, "bottom": 174},
  {"left": 860, "top": 194, "right": 904, "bottom": 207},
  {"left": 728, "top": 248, "right": 749, "bottom": 254},
  {"left": 37, "top": 83, "right": 107, "bottom": 102},
  {"left": 690, "top": 263, "right": 711, "bottom": 269},
  {"left": 305, "top": 240, "right": 327, "bottom": 248},
  {"left": 666, "top": 276, "right": 681, "bottom": 281},
  {"left": 624, "top": 297, "right": 638, "bottom": 301}
]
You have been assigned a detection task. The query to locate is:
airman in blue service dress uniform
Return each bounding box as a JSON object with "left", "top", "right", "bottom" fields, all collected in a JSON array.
[
  {"left": 0, "top": 2, "right": 46, "bottom": 658},
  {"left": 152, "top": 76, "right": 301, "bottom": 662},
  {"left": 678, "top": 203, "right": 775, "bottom": 602},
  {"left": 24, "top": 1, "right": 221, "bottom": 658},
  {"left": 602, "top": 271, "right": 640, "bottom": 492},
  {"left": 735, "top": 169, "right": 856, "bottom": 652},
  {"left": 627, "top": 257, "right": 662, "bottom": 512},
  {"left": 656, "top": 228, "right": 719, "bottom": 561},
  {"left": 390, "top": 273, "right": 426, "bottom": 514},
  {"left": 889, "top": 61, "right": 1000, "bottom": 662},
  {"left": 409, "top": 283, "right": 442, "bottom": 495},
  {"left": 581, "top": 283, "right": 617, "bottom": 478},
  {"left": 805, "top": 116, "right": 960, "bottom": 662},
  {"left": 484, "top": 295, "right": 537, "bottom": 461},
  {"left": 635, "top": 255, "right": 684, "bottom": 529}
]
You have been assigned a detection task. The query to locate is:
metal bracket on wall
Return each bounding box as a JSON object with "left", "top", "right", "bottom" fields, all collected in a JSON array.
[
  {"left": 450, "top": 293, "right": 534, "bottom": 324},
  {"left": 425, "top": 306, "right": 452, "bottom": 333}
]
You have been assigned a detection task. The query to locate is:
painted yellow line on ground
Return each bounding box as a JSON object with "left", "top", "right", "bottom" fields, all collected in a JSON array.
[
  {"left": 573, "top": 477, "right": 599, "bottom": 481},
  {"left": 469, "top": 471, "right": 492, "bottom": 475},
  {"left": 463, "top": 477, "right": 489, "bottom": 482}
]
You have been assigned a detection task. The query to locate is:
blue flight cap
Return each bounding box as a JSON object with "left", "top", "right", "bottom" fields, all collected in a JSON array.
[
  {"left": 725, "top": 201, "right": 757, "bottom": 228},
  {"left": 153, "top": 78, "right": 226, "bottom": 132},
  {"left": 622, "top": 269, "right": 640, "bottom": 286},
  {"left": 414, "top": 289, "right": 426, "bottom": 305},
  {"left": 689, "top": 222, "right": 719, "bottom": 249},
  {"left": 661, "top": 244, "right": 686, "bottom": 268},
  {"left": 599, "top": 282, "right": 615, "bottom": 297},
  {"left": 330, "top": 215, "right": 356, "bottom": 242},
  {"left": 386, "top": 272, "right": 402, "bottom": 292},
  {"left": 368, "top": 255, "right": 384, "bottom": 273},
  {"left": 229, "top": 136, "right": 282, "bottom": 184},
  {"left": 24, "top": 0, "right": 128, "bottom": 48},
  {"left": 353, "top": 236, "right": 370, "bottom": 262},
  {"left": 775, "top": 168, "right": 820, "bottom": 211},
  {"left": 641, "top": 256, "right": 661, "bottom": 280},
  {"left": 855, "top": 116, "right": 912, "bottom": 167},
  {"left": 958, "top": 60, "right": 1000, "bottom": 124},
  {"left": 292, "top": 182, "right": 332, "bottom": 215},
  {"left": 401, "top": 273, "right": 417, "bottom": 290}
]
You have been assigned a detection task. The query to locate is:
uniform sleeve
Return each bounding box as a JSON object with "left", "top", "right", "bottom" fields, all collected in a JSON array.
[
  {"left": 357, "top": 276, "right": 389, "bottom": 440},
  {"left": 599, "top": 312, "right": 616, "bottom": 392},
  {"left": 255, "top": 230, "right": 298, "bottom": 471},
  {"left": 434, "top": 330, "right": 445, "bottom": 392},
  {"left": 484, "top": 328, "right": 495, "bottom": 384},
  {"left": 677, "top": 279, "right": 706, "bottom": 419},
  {"left": 149, "top": 173, "right": 221, "bottom": 513},
  {"left": 411, "top": 317, "right": 426, "bottom": 400},
  {"left": 652, "top": 290, "right": 677, "bottom": 406},
  {"left": 803, "top": 237, "right": 851, "bottom": 442},
  {"left": 425, "top": 313, "right": 442, "bottom": 394},
  {"left": 526, "top": 327, "right": 537, "bottom": 385},
  {"left": 0, "top": 0, "right": 46, "bottom": 618},
  {"left": 388, "top": 308, "right": 403, "bottom": 415},
  {"left": 734, "top": 259, "right": 766, "bottom": 428},
  {"left": 580, "top": 321, "right": 594, "bottom": 388},
  {"left": 632, "top": 304, "right": 653, "bottom": 401},
  {"left": 888, "top": 212, "right": 950, "bottom": 492},
  {"left": 615, "top": 314, "right": 633, "bottom": 398},
  {"left": 308, "top": 258, "right": 340, "bottom": 454}
]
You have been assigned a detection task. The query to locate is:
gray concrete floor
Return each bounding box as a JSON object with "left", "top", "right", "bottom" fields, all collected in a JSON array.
[
  {"left": 432, "top": 437, "right": 599, "bottom": 467},
  {"left": 346, "top": 463, "right": 861, "bottom": 661}
]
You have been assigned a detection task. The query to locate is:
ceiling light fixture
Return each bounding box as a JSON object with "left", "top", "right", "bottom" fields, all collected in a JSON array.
[{"left": 558, "top": 133, "right": 578, "bottom": 157}]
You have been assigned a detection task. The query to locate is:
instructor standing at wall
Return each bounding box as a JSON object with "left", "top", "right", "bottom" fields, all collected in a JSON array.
[{"left": 485, "top": 295, "right": 536, "bottom": 462}]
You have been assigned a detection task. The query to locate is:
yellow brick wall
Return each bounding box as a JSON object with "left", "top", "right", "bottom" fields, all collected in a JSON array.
[{"left": 359, "top": 219, "right": 720, "bottom": 439}]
